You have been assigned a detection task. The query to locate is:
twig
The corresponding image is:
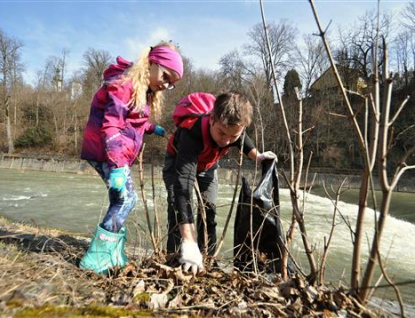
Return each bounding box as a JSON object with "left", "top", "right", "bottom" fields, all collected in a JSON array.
[
  {"left": 389, "top": 95, "right": 410, "bottom": 126},
  {"left": 249, "top": 126, "right": 261, "bottom": 275},
  {"left": 318, "top": 179, "right": 346, "bottom": 285},
  {"left": 213, "top": 132, "right": 246, "bottom": 258},
  {"left": 150, "top": 154, "right": 161, "bottom": 252},
  {"left": 138, "top": 144, "right": 158, "bottom": 254},
  {"left": 194, "top": 180, "right": 208, "bottom": 257}
]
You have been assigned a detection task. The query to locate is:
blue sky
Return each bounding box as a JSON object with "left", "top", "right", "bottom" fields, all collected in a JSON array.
[{"left": 0, "top": 0, "right": 409, "bottom": 85}]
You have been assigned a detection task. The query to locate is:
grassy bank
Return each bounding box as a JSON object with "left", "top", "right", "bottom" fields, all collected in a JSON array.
[{"left": 0, "top": 216, "right": 403, "bottom": 317}]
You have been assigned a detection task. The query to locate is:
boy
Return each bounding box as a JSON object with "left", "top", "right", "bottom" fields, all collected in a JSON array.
[{"left": 162, "top": 92, "right": 276, "bottom": 275}]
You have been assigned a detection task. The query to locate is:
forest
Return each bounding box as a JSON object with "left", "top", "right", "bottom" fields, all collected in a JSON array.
[{"left": 1, "top": 5, "right": 414, "bottom": 174}]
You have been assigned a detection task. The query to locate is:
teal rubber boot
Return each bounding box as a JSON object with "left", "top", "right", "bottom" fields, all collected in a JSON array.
[{"left": 79, "top": 226, "right": 128, "bottom": 274}]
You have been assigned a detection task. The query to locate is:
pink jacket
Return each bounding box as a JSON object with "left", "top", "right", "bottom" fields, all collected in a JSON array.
[{"left": 80, "top": 56, "right": 156, "bottom": 168}]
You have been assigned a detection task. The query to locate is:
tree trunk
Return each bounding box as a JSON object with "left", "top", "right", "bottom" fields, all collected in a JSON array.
[
  {"left": 350, "top": 171, "right": 369, "bottom": 292},
  {"left": 36, "top": 91, "right": 40, "bottom": 127},
  {"left": 5, "top": 95, "right": 14, "bottom": 154}
]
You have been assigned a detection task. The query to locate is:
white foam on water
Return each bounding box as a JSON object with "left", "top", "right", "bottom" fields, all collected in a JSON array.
[
  {"left": 290, "top": 189, "right": 415, "bottom": 267},
  {"left": 276, "top": 188, "right": 415, "bottom": 307},
  {"left": 2, "top": 193, "right": 48, "bottom": 202},
  {"left": 2, "top": 195, "right": 32, "bottom": 201}
]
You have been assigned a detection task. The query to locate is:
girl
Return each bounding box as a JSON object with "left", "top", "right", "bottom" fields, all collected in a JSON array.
[{"left": 80, "top": 42, "right": 183, "bottom": 274}]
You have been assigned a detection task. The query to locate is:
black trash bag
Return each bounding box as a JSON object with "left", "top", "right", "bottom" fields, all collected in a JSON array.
[{"left": 233, "top": 159, "right": 294, "bottom": 274}]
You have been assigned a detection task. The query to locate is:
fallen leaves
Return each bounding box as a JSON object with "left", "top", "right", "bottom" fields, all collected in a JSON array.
[
  {"left": 0, "top": 219, "right": 384, "bottom": 317},
  {"left": 91, "top": 256, "right": 364, "bottom": 317}
]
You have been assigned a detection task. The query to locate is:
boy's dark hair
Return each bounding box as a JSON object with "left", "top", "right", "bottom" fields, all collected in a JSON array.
[{"left": 211, "top": 92, "right": 253, "bottom": 127}]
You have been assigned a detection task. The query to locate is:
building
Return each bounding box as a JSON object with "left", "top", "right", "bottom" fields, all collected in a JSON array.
[
  {"left": 70, "top": 82, "right": 83, "bottom": 100},
  {"left": 310, "top": 65, "right": 367, "bottom": 95}
]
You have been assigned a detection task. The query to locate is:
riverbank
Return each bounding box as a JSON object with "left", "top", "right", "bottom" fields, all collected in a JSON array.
[
  {"left": 0, "top": 153, "right": 251, "bottom": 185},
  {"left": 0, "top": 216, "right": 407, "bottom": 317},
  {"left": 2, "top": 153, "right": 415, "bottom": 192}
]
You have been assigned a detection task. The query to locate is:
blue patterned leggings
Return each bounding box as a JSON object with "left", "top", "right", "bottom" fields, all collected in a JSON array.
[{"left": 88, "top": 161, "right": 137, "bottom": 233}]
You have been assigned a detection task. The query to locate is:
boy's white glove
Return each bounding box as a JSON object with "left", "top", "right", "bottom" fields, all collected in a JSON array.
[
  {"left": 257, "top": 151, "right": 277, "bottom": 162},
  {"left": 179, "top": 241, "right": 204, "bottom": 275}
]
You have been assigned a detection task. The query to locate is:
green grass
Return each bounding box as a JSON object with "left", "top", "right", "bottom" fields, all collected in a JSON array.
[{"left": 309, "top": 186, "right": 415, "bottom": 224}]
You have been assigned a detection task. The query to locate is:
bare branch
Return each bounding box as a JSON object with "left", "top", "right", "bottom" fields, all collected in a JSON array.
[
  {"left": 319, "top": 178, "right": 346, "bottom": 285},
  {"left": 389, "top": 95, "right": 410, "bottom": 126},
  {"left": 391, "top": 164, "right": 415, "bottom": 190},
  {"left": 213, "top": 133, "right": 246, "bottom": 258},
  {"left": 138, "top": 144, "right": 159, "bottom": 254}
]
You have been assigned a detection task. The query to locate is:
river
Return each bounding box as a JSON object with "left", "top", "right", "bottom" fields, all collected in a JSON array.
[{"left": 1, "top": 168, "right": 414, "bottom": 311}]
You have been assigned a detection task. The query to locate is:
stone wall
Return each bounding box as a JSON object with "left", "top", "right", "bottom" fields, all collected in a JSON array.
[
  {"left": 0, "top": 154, "right": 251, "bottom": 184},
  {"left": 2, "top": 154, "right": 414, "bottom": 192}
]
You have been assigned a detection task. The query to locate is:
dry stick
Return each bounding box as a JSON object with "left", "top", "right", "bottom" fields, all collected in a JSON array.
[
  {"left": 284, "top": 91, "right": 317, "bottom": 280},
  {"left": 213, "top": 132, "right": 246, "bottom": 258},
  {"left": 364, "top": 241, "right": 396, "bottom": 300},
  {"left": 150, "top": 154, "right": 161, "bottom": 251},
  {"left": 294, "top": 87, "right": 304, "bottom": 198},
  {"left": 282, "top": 87, "right": 307, "bottom": 278},
  {"left": 249, "top": 126, "right": 261, "bottom": 275},
  {"left": 0, "top": 265, "right": 52, "bottom": 299},
  {"left": 259, "top": 0, "right": 317, "bottom": 281},
  {"left": 359, "top": 40, "right": 393, "bottom": 302},
  {"left": 0, "top": 250, "right": 21, "bottom": 281},
  {"left": 362, "top": 89, "right": 383, "bottom": 281},
  {"left": 289, "top": 87, "right": 306, "bottom": 277},
  {"left": 137, "top": 145, "right": 158, "bottom": 254},
  {"left": 319, "top": 179, "right": 347, "bottom": 285},
  {"left": 194, "top": 180, "right": 208, "bottom": 257},
  {"left": 303, "top": 153, "right": 316, "bottom": 206},
  {"left": 308, "top": 0, "right": 379, "bottom": 294},
  {"left": 360, "top": 39, "right": 415, "bottom": 305},
  {"left": 390, "top": 144, "right": 415, "bottom": 189},
  {"left": 374, "top": 241, "right": 405, "bottom": 318}
]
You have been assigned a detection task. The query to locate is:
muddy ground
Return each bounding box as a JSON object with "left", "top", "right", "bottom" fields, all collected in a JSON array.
[{"left": 0, "top": 216, "right": 402, "bottom": 317}]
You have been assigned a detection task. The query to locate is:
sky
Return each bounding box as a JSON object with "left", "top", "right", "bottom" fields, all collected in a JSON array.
[{"left": 0, "top": 0, "right": 410, "bottom": 85}]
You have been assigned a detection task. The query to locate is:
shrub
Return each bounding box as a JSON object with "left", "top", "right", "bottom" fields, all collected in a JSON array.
[{"left": 15, "top": 126, "right": 53, "bottom": 147}]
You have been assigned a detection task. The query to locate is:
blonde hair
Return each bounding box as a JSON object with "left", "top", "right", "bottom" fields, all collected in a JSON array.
[{"left": 123, "top": 42, "right": 180, "bottom": 121}]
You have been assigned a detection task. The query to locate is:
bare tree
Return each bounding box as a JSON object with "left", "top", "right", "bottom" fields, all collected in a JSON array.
[
  {"left": 244, "top": 73, "right": 273, "bottom": 151},
  {"left": 82, "top": 48, "right": 112, "bottom": 99},
  {"left": 336, "top": 10, "right": 392, "bottom": 80},
  {"left": 219, "top": 49, "right": 274, "bottom": 151},
  {"left": 219, "top": 49, "right": 247, "bottom": 92},
  {"left": 310, "top": 1, "right": 415, "bottom": 312},
  {"left": 259, "top": 1, "right": 317, "bottom": 281},
  {"left": 245, "top": 20, "right": 298, "bottom": 91},
  {"left": 401, "top": 1, "right": 415, "bottom": 33},
  {"left": 295, "top": 34, "right": 328, "bottom": 96},
  {"left": 37, "top": 51, "right": 72, "bottom": 149},
  {"left": 394, "top": 30, "right": 412, "bottom": 89},
  {"left": 0, "top": 28, "right": 23, "bottom": 154}
]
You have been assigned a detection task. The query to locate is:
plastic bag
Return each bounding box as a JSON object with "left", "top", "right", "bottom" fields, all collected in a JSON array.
[{"left": 233, "top": 159, "right": 294, "bottom": 274}]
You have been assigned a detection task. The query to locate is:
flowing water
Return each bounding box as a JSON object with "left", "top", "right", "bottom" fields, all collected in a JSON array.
[{"left": 1, "top": 168, "right": 415, "bottom": 310}]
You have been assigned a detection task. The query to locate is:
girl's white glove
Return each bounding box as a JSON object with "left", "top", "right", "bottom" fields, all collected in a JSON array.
[
  {"left": 179, "top": 241, "right": 204, "bottom": 275},
  {"left": 257, "top": 151, "right": 277, "bottom": 162}
]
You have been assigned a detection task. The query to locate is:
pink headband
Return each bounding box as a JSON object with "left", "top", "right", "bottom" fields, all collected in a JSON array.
[{"left": 148, "top": 46, "right": 183, "bottom": 78}]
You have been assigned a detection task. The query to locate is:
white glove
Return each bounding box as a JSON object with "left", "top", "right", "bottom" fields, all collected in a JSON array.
[
  {"left": 257, "top": 151, "right": 277, "bottom": 162},
  {"left": 179, "top": 241, "right": 204, "bottom": 275}
]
